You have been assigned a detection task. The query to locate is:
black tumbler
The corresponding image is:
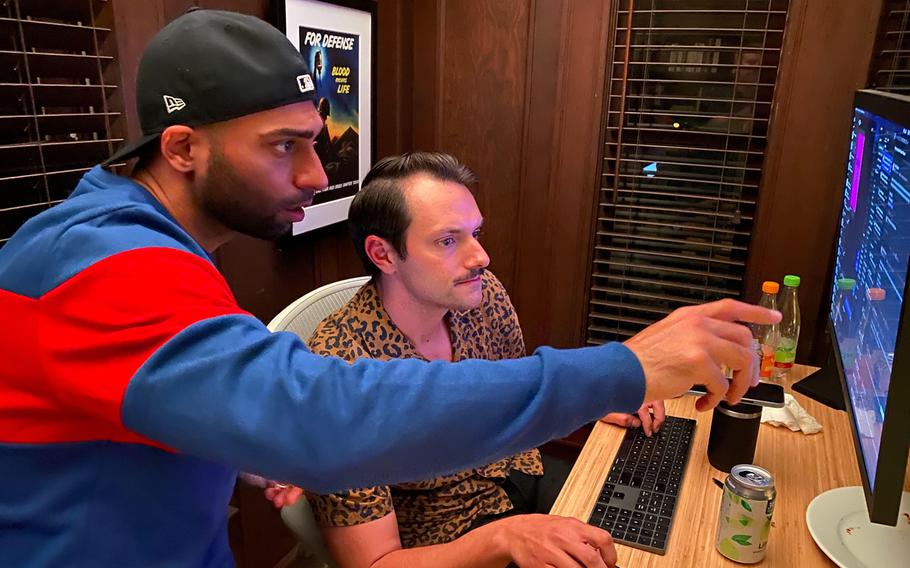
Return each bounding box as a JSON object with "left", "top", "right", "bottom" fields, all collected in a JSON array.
[{"left": 707, "top": 401, "right": 762, "bottom": 472}]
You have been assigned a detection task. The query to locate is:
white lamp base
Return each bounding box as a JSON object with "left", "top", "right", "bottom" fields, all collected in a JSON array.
[{"left": 806, "top": 486, "right": 910, "bottom": 568}]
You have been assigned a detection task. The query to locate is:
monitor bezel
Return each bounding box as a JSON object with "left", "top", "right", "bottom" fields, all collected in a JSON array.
[{"left": 831, "top": 89, "right": 910, "bottom": 525}]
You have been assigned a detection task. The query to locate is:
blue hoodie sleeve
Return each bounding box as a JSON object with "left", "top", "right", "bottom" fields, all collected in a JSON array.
[{"left": 123, "top": 314, "right": 644, "bottom": 493}]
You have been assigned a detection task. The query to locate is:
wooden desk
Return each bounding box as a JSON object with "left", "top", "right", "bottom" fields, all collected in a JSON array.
[{"left": 550, "top": 365, "right": 910, "bottom": 566}]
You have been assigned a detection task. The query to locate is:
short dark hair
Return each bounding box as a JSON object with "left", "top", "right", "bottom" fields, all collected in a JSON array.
[{"left": 349, "top": 152, "right": 478, "bottom": 276}]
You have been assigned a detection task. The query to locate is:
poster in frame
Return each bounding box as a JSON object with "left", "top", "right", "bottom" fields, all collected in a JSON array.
[{"left": 273, "top": 0, "right": 376, "bottom": 234}]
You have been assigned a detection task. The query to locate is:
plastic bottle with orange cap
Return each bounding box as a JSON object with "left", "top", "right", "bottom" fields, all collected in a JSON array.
[{"left": 752, "top": 281, "right": 780, "bottom": 380}]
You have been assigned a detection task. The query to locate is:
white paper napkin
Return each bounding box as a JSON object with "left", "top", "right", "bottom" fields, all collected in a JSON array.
[{"left": 761, "top": 393, "right": 823, "bottom": 434}]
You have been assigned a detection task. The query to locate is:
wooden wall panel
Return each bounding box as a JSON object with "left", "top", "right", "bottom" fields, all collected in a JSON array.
[
  {"left": 375, "top": 0, "right": 411, "bottom": 157},
  {"left": 744, "top": 0, "right": 883, "bottom": 363},
  {"left": 511, "top": 0, "right": 613, "bottom": 350},
  {"left": 436, "top": 0, "right": 530, "bottom": 294}
]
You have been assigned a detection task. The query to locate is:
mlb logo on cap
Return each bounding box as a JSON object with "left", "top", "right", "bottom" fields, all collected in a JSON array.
[{"left": 297, "top": 74, "right": 314, "bottom": 93}]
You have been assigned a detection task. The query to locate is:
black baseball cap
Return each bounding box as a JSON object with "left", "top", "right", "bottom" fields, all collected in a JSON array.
[{"left": 104, "top": 9, "right": 317, "bottom": 166}]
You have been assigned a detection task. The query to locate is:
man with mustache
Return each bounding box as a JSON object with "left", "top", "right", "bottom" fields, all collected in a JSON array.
[
  {"left": 304, "top": 152, "right": 664, "bottom": 568},
  {"left": 0, "top": 9, "right": 778, "bottom": 567}
]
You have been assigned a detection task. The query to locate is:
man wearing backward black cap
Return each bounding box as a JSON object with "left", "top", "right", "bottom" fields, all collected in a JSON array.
[{"left": 0, "top": 9, "right": 778, "bottom": 567}]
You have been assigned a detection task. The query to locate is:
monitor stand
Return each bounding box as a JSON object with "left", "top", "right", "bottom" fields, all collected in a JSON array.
[
  {"left": 792, "top": 346, "right": 846, "bottom": 410},
  {"left": 806, "top": 486, "right": 910, "bottom": 566}
]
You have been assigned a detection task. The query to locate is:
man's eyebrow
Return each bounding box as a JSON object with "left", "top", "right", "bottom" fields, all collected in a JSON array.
[
  {"left": 263, "top": 128, "right": 317, "bottom": 139},
  {"left": 435, "top": 221, "right": 485, "bottom": 235}
]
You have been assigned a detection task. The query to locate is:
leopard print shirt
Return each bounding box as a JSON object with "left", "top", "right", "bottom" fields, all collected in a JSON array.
[{"left": 306, "top": 270, "right": 543, "bottom": 548}]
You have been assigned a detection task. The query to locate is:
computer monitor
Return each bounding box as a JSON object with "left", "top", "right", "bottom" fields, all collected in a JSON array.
[
  {"left": 794, "top": 90, "right": 910, "bottom": 566},
  {"left": 803, "top": 89, "right": 910, "bottom": 566},
  {"left": 823, "top": 88, "right": 910, "bottom": 527}
]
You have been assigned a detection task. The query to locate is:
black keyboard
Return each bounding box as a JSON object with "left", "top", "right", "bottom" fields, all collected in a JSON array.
[{"left": 587, "top": 415, "right": 696, "bottom": 555}]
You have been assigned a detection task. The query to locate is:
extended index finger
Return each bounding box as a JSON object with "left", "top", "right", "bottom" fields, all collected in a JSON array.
[{"left": 693, "top": 299, "right": 781, "bottom": 325}]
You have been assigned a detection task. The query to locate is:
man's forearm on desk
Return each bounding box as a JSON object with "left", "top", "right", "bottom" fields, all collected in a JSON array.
[{"left": 370, "top": 523, "right": 510, "bottom": 568}]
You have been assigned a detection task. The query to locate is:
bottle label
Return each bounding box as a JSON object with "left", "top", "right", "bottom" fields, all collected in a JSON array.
[
  {"left": 760, "top": 344, "right": 776, "bottom": 378},
  {"left": 774, "top": 338, "right": 796, "bottom": 367}
]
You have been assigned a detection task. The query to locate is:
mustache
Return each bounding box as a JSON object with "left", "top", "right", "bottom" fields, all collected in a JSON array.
[
  {"left": 455, "top": 267, "right": 485, "bottom": 283},
  {"left": 287, "top": 190, "right": 316, "bottom": 209}
]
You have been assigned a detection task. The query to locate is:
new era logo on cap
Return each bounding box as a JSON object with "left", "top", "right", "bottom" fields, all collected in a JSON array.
[
  {"left": 163, "top": 94, "right": 186, "bottom": 114},
  {"left": 297, "top": 74, "right": 314, "bottom": 94}
]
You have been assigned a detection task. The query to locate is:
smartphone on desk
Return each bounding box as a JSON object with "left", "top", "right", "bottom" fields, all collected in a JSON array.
[{"left": 687, "top": 380, "right": 785, "bottom": 408}]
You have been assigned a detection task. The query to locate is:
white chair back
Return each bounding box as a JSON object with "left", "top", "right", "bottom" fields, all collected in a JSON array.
[
  {"left": 266, "top": 275, "right": 369, "bottom": 568},
  {"left": 267, "top": 275, "right": 371, "bottom": 338}
]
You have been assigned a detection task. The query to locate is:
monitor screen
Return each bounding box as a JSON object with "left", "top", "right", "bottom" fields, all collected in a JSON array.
[{"left": 829, "top": 100, "right": 910, "bottom": 490}]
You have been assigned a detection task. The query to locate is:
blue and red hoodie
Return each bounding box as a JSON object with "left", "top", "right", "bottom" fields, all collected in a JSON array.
[{"left": 0, "top": 166, "right": 645, "bottom": 566}]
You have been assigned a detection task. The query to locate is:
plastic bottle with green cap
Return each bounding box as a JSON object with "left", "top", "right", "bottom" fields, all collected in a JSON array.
[
  {"left": 833, "top": 278, "right": 858, "bottom": 370},
  {"left": 832, "top": 277, "right": 857, "bottom": 328},
  {"left": 772, "top": 275, "right": 801, "bottom": 381}
]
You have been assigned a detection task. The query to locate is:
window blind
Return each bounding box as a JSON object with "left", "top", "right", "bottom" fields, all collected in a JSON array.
[
  {"left": 587, "top": 0, "right": 789, "bottom": 344},
  {"left": 870, "top": 0, "right": 910, "bottom": 93}
]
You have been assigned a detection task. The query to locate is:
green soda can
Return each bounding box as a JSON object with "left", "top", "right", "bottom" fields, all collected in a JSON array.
[{"left": 715, "top": 464, "right": 776, "bottom": 563}]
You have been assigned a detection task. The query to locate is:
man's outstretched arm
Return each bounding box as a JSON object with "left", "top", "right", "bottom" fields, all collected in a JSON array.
[{"left": 36, "top": 247, "right": 777, "bottom": 493}]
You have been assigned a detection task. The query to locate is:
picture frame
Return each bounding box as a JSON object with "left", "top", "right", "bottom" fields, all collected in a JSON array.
[{"left": 273, "top": 0, "right": 376, "bottom": 234}]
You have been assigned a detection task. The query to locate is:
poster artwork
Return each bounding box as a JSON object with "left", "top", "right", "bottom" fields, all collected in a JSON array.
[{"left": 299, "top": 26, "right": 360, "bottom": 204}]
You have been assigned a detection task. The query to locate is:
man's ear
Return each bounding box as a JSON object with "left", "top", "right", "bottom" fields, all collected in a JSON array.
[
  {"left": 159, "top": 125, "right": 206, "bottom": 173},
  {"left": 364, "top": 235, "right": 400, "bottom": 275}
]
